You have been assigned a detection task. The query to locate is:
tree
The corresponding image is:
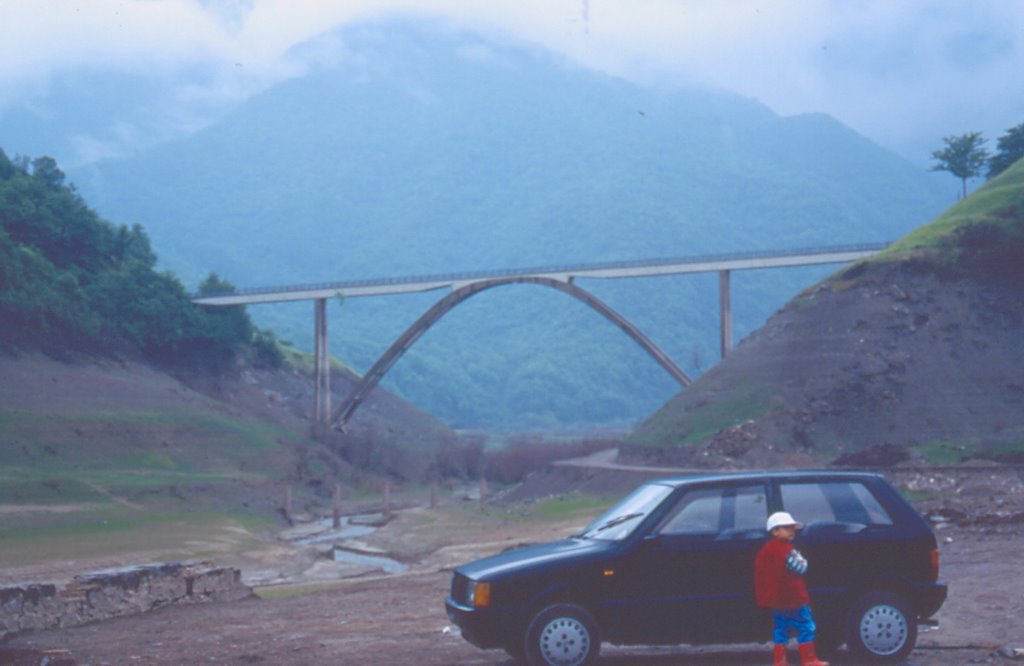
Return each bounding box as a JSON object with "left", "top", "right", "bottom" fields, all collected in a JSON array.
[
  {"left": 931, "top": 132, "right": 988, "bottom": 199},
  {"left": 189, "top": 272, "right": 254, "bottom": 369},
  {"left": 987, "top": 122, "right": 1024, "bottom": 180},
  {"left": 30, "top": 156, "right": 65, "bottom": 187},
  {"left": 1, "top": 151, "right": 266, "bottom": 370},
  {"left": 0, "top": 149, "right": 14, "bottom": 180}
]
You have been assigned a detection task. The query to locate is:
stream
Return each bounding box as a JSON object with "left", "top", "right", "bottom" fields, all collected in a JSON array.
[{"left": 281, "top": 514, "right": 408, "bottom": 574}]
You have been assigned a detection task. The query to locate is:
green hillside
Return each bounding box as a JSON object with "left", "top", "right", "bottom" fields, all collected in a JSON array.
[{"left": 871, "top": 157, "right": 1024, "bottom": 272}]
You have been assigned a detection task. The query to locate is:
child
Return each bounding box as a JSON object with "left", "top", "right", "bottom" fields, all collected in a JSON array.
[{"left": 754, "top": 511, "right": 828, "bottom": 666}]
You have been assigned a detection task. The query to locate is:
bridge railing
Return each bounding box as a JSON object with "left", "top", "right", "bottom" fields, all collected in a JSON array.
[{"left": 192, "top": 241, "right": 889, "bottom": 300}]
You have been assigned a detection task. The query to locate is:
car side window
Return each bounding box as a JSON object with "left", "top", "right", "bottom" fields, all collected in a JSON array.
[
  {"left": 658, "top": 485, "right": 767, "bottom": 538},
  {"left": 849, "top": 483, "right": 894, "bottom": 525},
  {"left": 780, "top": 482, "right": 893, "bottom": 533},
  {"left": 733, "top": 486, "right": 769, "bottom": 531}
]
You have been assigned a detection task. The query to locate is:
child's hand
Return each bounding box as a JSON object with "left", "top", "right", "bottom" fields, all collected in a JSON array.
[{"left": 786, "top": 549, "right": 808, "bottom": 575}]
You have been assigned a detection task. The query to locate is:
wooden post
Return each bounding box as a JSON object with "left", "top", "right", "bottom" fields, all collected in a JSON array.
[
  {"left": 719, "top": 269, "right": 733, "bottom": 358},
  {"left": 282, "top": 485, "right": 293, "bottom": 524},
  {"left": 313, "top": 298, "right": 330, "bottom": 428},
  {"left": 332, "top": 483, "right": 342, "bottom": 529}
]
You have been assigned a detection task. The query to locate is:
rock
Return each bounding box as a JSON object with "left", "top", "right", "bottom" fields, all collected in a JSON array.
[{"left": 997, "top": 645, "right": 1024, "bottom": 659}]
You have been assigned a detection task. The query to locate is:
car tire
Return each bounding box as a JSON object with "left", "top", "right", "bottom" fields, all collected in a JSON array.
[
  {"left": 523, "top": 603, "right": 601, "bottom": 666},
  {"left": 845, "top": 591, "right": 917, "bottom": 663}
]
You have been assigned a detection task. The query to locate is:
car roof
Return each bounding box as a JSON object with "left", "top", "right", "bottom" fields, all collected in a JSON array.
[{"left": 649, "top": 469, "right": 885, "bottom": 489}]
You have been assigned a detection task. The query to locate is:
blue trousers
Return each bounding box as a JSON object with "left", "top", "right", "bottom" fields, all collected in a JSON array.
[{"left": 772, "top": 605, "right": 816, "bottom": 644}]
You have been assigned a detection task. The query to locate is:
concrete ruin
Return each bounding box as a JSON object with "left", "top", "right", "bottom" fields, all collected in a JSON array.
[{"left": 0, "top": 561, "right": 252, "bottom": 639}]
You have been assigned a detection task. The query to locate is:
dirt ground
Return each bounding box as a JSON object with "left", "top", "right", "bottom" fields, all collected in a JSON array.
[
  {"left": 1, "top": 526, "right": 1021, "bottom": 665},
  {"left": 4, "top": 464, "right": 1024, "bottom": 666}
]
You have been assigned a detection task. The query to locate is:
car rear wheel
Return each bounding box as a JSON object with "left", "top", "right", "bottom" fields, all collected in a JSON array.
[
  {"left": 523, "top": 603, "right": 600, "bottom": 666},
  {"left": 845, "top": 591, "right": 917, "bottom": 663}
]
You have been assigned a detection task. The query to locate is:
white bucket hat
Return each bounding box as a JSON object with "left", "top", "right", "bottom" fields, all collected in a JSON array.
[{"left": 766, "top": 511, "right": 803, "bottom": 532}]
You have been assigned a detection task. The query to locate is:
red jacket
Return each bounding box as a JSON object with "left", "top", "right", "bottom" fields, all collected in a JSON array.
[{"left": 754, "top": 538, "right": 810, "bottom": 610}]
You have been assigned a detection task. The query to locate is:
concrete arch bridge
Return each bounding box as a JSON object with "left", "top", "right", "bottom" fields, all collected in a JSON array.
[{"left": 192, "top": 243, "right": 885, "bottom": 429}]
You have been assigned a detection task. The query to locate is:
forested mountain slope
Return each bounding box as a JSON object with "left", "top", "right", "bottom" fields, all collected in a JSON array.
[
  {"left": 69, "top": 21, "right": 952, "bottom": 429},
  {"left": 626, "top": 158, "right": 1024, "bottom": 466},
  {"left": 0, "top": 147, "right": 457, "bottom": 496}
]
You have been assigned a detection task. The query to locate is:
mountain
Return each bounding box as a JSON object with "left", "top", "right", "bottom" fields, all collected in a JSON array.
[
  {"left": 625, "top": 158, "right": 1024, "bottom": 466},
  {"left": 66, "top": 20, "right": 951, "bottom": 430}
]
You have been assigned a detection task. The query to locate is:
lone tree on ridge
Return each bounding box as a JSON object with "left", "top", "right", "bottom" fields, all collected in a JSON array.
[{"left": 931, "top": 131, "right": 988, "bottom": 199}]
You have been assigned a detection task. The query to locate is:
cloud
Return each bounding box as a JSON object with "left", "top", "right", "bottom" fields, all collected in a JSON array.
[{"left": 2, "top": 0, "right": 1022, "bottom": 164}]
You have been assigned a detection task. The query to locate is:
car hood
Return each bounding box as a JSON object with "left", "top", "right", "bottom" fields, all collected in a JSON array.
[{"left": 456, "top": 537, "right": 614, "bottom": 581}]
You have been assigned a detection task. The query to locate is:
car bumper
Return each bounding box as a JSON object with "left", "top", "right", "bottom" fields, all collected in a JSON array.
[
  {"left": 444, "top": 597, "right": 515, "bottom": 650},
  {"left": 913, "top": 582, "right": 948, "bottom": 620}
]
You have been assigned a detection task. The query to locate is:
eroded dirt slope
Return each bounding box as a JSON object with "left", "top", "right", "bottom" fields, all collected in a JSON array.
[{"left": 628, "top": 259, "right": 1024, "bottom": 468}]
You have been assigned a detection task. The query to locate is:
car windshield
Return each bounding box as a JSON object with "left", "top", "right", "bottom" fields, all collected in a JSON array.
[{"left": 576, "top": 483, "right": 674, "bottom": 541}]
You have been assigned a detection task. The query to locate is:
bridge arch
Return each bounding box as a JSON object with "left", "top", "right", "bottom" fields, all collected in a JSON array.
[{"left": 331, "top": 276, "right": 692, "bottom": 428}]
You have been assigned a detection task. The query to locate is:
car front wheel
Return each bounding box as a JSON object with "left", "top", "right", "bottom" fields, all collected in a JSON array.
[
  {"left": 845, "top": 591, "right": 917, "bottom": 663},
  {"left": 523, "top": 603, "right": 600, "bottom": 666}
]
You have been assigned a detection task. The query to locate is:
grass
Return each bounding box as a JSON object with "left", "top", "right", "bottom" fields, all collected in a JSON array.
[
  {"left": 980, "top": 436, "right": 1024, "bottom": 461},
  {"left": 0, "top": 401, "right": 305, "bottom": 574},
  {"left": 0, "top": 507, "right": 263, "bottom": 568},
  {"left": 875, "top": 159, "right": 1024, "bottom": 263},
  {"left": 0, "top": 408, "right": 294, "bottom": 477},
  {"left": 914, "top": 440, "right": 968, "bottom": 465},
  {"left": 279, "top": 345, "right": 353, "bottom": 375},
  {"left": 818, "top": 159, "right": 1024, "bottom": 297},
  {"left": 0, "top": 476, "right": 111, "bottom": 504},
  {"left": 530, "top": 492, "right": 612, "bottom": 522},
  {"left": 634, "top": 381, "right": 778, "bottom": 448}
]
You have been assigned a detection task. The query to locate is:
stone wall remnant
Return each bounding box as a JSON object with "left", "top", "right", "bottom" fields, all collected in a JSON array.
[{"left": 0, "top": 561, "right": 251, "bottom": 639}]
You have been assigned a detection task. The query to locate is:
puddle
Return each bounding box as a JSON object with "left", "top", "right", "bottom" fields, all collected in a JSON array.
[
  {"left": 279, "top": 514, "right": 408, "bottom": 575},
  {"left": 284, "top": 515, "right": 380, "bottom": 546},
  {"left": 331, "top": 547, "right": 408, "bottom": 574}
]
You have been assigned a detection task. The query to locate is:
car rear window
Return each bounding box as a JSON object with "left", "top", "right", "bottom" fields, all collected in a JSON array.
[{"left": 780, "top": 481, "right": 893, "bottom": 533}]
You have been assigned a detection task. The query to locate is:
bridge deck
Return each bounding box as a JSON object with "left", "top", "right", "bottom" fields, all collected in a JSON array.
[{"left": 192, "top": 242, "right": 886, "bottom": 306}]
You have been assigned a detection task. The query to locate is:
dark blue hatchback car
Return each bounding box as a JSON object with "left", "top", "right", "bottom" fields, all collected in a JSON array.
[{"left": 445, "top": 471, "right": 946, "bottom": 665}]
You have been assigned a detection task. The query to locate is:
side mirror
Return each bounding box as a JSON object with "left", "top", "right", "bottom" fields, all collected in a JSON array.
[{"left": 642, "top": 532, "right": 664, "bottom": 548}]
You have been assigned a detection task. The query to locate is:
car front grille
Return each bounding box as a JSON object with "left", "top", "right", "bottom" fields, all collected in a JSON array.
[{"left": 450, "top": 572, "right": 469, "bottom": 605}]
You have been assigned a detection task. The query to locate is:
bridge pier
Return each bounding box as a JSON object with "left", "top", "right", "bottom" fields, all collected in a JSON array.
[
  {"left": 719, "top": 270, "right": 732, "bottom": 358},
  {"left": 314, "top": 298, "right": 331, "bottom": 429}
]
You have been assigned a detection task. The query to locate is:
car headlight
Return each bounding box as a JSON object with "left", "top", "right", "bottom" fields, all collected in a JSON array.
[{"left": 467, "top": 580, "right": 491, "bottom": 608}]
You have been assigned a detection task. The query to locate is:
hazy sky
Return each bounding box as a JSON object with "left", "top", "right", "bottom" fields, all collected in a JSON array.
[{"left": 2, "top": 0, "right": 1022, "bottom": 165}]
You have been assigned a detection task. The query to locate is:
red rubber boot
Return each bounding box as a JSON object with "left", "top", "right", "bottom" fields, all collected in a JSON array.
[
  {"left": 773, "top": 643, "right": 792, "bottom": 666},
  {"left": 797, "top": 642, "right": 829, "bottom": 666}
]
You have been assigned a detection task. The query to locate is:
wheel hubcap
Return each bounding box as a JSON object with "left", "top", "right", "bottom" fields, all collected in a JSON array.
[
  {"left": 859, "top": 603, "right": 908, "bottom": 655},
  {"left": 539, "top": 616, "right": 590, "bottom": 666}
]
